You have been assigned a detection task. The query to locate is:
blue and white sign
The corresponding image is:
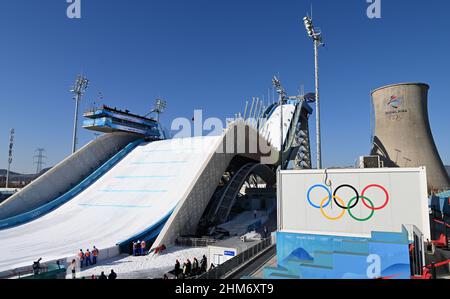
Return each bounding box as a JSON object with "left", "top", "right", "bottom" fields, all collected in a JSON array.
[{"left": 224, "top": 250, "right": 235, "bottom": 257}]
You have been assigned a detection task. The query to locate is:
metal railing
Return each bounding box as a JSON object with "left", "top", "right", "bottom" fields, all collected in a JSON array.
[
  {"left": 196, "top": 238, "right": 272, "bottom": 279},
  {"left": 175, "top": 237, "right": 217, "bottom": 248}
]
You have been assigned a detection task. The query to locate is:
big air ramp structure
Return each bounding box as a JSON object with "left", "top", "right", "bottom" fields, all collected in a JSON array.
[
  {"left": 0, "top": 97, "right": 311, "bottom": 277},
  {"left": 370, "top": 83, "right": 450, "bottom": 192},
  {"left": 0, "top": 119, "right": 283, "bottom": 276}
]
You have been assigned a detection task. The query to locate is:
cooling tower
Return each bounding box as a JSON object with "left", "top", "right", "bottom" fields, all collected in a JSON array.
[{"left": 371, "top": 83, "right": 450, "bottom": 192}]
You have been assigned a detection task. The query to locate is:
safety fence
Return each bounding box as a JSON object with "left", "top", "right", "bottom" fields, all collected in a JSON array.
[
  {"left": 175, "top": 237, "right": 218, "bottom": 248},
  {"left": 196, "top": 238, "right": 272, "bottom": 279}
]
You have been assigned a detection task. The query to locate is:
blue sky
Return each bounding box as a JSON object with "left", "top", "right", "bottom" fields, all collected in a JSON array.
[{"left": 0, "top": 0, "right": 449, "bottom": 173}]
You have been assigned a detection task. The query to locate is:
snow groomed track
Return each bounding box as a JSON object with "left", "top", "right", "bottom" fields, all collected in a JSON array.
[{"left": 0, "top": 136, "right": 222, "bottom": 273}]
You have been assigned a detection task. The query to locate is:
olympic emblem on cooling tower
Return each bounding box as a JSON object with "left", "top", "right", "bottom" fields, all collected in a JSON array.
[{"left": 306, "top": 184, "right": 389, "bottom": 222}]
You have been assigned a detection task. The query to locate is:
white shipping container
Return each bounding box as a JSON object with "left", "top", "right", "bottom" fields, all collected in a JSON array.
[{"left": 277, "top": 167, "right": 430, "bottom": 239}]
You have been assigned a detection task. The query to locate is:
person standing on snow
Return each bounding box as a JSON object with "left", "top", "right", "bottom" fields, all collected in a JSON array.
[
  {"left": 200, "top": 255, "right": 207, "bottom": 273},
  {"left": 192, "top": 258, "right": 199, "bottom": 275},
  {"left": 70, "top": 259, "right": 77, "bottom": 279},
  {"left": 186, "top": 259, "right": 192, "bottom": 277},
  {"left": 182, "top": 262, "right": 187, "bottom": 279},
  {"left": 174, "top": 259, "right": 181, "bottom": 277},
  {"left": 84, "top": 249, "right": 91, "bottom": 267},
  {"left": 92, "top": 246, "right": 99, "bottom": 265},
  {"left": 78, "top": 249, "right": 85, "bottom": 268},
  {"left": 136, "top": 240, "right": 141, "bottom": 256},
  {"left": 140, "top": 240, "right": 146, "bottom": 256},
  {"left": 132, "top": 241, "right": 137, "bottom": 256}
]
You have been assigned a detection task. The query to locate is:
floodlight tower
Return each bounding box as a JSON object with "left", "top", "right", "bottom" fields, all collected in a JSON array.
[
  {"left": 272, "top": 76, "right": 287, "bottom": 170},
  {"left": 70, "top": 75, "right": 90, "bottom": 154},
  {"left": 5, "top": 129, "right": 14, "bottom": 189},
  {"left": 149, "top": 98, "right": 167, "bottom": 122},
  {"left": 303, "top": 15, "right": 324, "bottom": 169}
]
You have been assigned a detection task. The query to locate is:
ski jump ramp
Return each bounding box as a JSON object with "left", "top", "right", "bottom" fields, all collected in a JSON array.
[{"left": 0, "top": 120, "right": 280, "bottom": 275}]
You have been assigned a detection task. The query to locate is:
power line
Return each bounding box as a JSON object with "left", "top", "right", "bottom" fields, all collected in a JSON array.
[
  {"left": 34, "top": 148, "right": 47, "bottom": 175},
  {"left": 5, "top": 128, "right": 14, "bottom": 188}
]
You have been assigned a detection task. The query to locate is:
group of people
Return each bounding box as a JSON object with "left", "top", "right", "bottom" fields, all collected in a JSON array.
[
  {"left": 172, "top": 255, "right": 208, "bottom": 278},
  {"left": 70, "top": 257, "right": 117, "bottom": 280},
  {"left": 89, "top": 270, "right": 117, "bottom": 280},
  {"left": 132, "top": 240, "right": 147, "bottom": 256},
  {"left": 78, "top": 246, "right": 99, "bottom": 268}
]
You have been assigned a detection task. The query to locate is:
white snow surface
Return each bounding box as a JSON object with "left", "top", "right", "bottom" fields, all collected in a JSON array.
[
  {"left": 259, "top": 104, "right": 296, "bottom": 150},
  {"left": 0, "top": 136, "right": 221, "bottom": 272},
  {"left": 72, "top": 246, "right": 207, "bottom": 279}
]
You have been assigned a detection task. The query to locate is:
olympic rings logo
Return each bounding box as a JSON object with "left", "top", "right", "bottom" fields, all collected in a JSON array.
[{"left": 306, "top": 184, "right": 389, "bottom": 222}]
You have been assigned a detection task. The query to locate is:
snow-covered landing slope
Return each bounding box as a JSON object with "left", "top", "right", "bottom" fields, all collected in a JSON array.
[
  {"left": 259, "top": 104, "right": 296, "bottom": 150},
  {"left": 0, "top": 136, "right": 222, "bottom": 272}
]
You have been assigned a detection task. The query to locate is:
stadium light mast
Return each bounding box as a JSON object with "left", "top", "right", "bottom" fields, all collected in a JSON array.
[
  {"left": 272, "top": 76, "right": 287, "bottom": 170},
  {"left": 303, "top": 15, "right": 324, "bottom": 169},
  {"left": 70, "top": 75, "right": 89, "bottom": 154},
  {"left": 5, "top": 128, "right": 14, "bottom": 189},
  {"left": 147, "top": 98, "right": 167, "bottom": 123}
]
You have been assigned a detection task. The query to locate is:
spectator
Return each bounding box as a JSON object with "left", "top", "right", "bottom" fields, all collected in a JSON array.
[
  {"left": 78, "top": 249, "right": 84, "bottom": 268},
  {"left": 99, "top": 271, "right": 107, "bottom": 280},
  {"left": 92, "top": 246, "right": 99, "bottom": 265},
  {"left": 85, "top": 249, "right": 91, "bottom": 267},
  {"left": 174, "top": 259, "right": 181, "bottom": 277},
  {"left": 186, "top": 259, "right": 192, "bottom": 277},
  {"left": 182, "top": 262, "right": 187, "bottom": 279},
  {"left": 108, "top": 269, "right": 117, "bottom": 280},
  {"left": 70, "top": 259, "right": 77, "bottom": 279},
  {"left": 136, "top": 240, "right": 141, "bottom": 256},
  {"left": 163, "top": 274, "right": 169, "bottom": 280},
  {"left": 140, "top": 240, "right": 146, "bottom": 256},
  {"left": 32, "top": 258, "right": 42, "bottom": 275},
  {"left": 132, "top": 242, "right": 138, "bottom": 256},
  {"left": 192, "top": 258, "right": 199, "bottom": 276},
  {"left": 91, "top": 274, "right": 97, "bottom": 280},
  {"left": 200, "top": 255, "right": 207, "bottom": 273},
  {"left": 263, "top": 226, "right": 269, "bottom": 239},
  {"left": 426, "top": 239, "right": 433, "bottom": 252}
]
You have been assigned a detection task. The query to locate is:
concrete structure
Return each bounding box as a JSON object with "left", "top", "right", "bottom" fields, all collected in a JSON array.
[
  {"left": 208, "top": 236, "right": 258, "bottom": 268},
  {"left": 152, "top": 120, "right": 278, "bottom": 248},
  {"left": 0, "top": 132, "right": 140, "bottom": 220},
  {"left": 371, "top": 83, "right": 450, "bottom": 192}
]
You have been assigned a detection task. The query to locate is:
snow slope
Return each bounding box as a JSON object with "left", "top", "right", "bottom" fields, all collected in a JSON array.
[
  {"left": 0, "top": 136, "right": 221, "bottom": 272},
  {"left": 259, "top": 104, "right": 296, "bottom": 150}
]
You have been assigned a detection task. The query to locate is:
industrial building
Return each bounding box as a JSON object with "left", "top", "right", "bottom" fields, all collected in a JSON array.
[{"left": 371, "top": 83, "right": 450, "bottom": 192}]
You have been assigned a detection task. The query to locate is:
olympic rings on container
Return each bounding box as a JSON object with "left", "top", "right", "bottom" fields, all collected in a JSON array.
[
  {"left": 320, "top": 195, "right": 346, "bottom": 221},
  {"left": 306, "top": 184, "right": 389, "bottom": 222},
  {"left": 361, "top": 184, "right": 389, "bottom": 210},
  {"left": 333, "top": 184, "right": 359, "bottom": 210},
  {"left": 347, "top": 196, "right": 375, "bottom": 222},
  {"left": 307, "top": 184, "right": 332, "bottom": 209}
]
